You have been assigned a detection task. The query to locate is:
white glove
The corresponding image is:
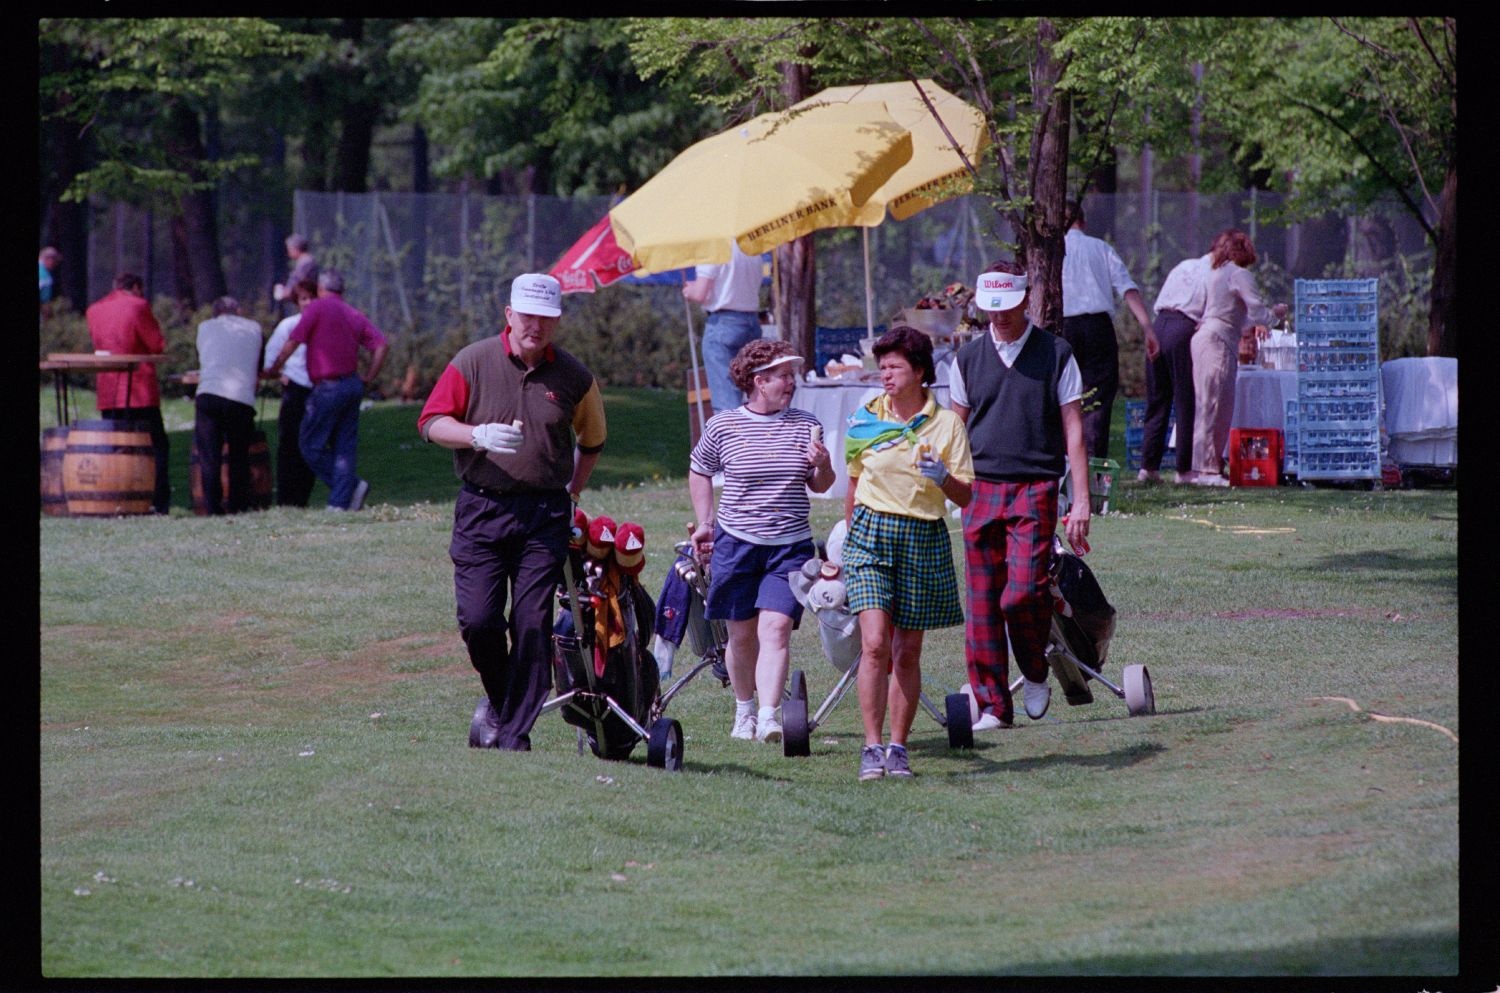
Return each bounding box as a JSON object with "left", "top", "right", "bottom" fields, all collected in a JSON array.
[
  {"left": 470, "top": 422, "right": 523, "bottom": 454},
  {"left": 917, "top": 452, "right": 949, "bottom": 486}
]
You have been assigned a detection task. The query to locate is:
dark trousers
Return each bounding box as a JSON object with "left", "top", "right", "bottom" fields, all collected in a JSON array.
[
  {"left": 194, "top": 393, "right": 256, "bottom": 514},
  {"left": 299, "top": 374, "right": 363, "bottom": 509},
  {"left": 449, "top": 486, "right": 572, "bottom": 750},
  {"left": 1143, "top": 309, "right": 1198, "bottom": 473},
  {"left": 276, "top": 383, "right": 315, "bottom": 507},
  {"left": 101, "top": 406, "right": 170, "bottom": 513},
  {"left": 1060, "top": 311, "right": 1119, "bottom": 460}
]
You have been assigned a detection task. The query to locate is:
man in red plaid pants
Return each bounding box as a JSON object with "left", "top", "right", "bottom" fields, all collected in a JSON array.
[{"left": 949, "top": 260, "right": 1093, "bottom": 730}]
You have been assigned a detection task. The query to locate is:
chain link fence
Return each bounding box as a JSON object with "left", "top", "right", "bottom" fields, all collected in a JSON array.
[{"left": 74, "top": 188, "right": 1433, "bottom": 393}]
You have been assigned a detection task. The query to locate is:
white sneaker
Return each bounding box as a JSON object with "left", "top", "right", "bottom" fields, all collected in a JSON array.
[
  {"left": 1174, "top": 470, "right": 1199, "bottom": 485},
  {"left": 756, "top": 716, "right": 783, "bottom": 744},
  {"left": 1194, "top": 473, "right": 1229, "bottom": 487},
  {"left": 731, "top": 713, "right": 757, "bottom": 740},
  {"left": 1023, "top": 678, "right": 1052, "bottom": 720},
  {"left": 1137, "top": 469, "right": 1161, "bottom": 483},
  {"left": 972, "top": 713, "right": 1012, "bottom": 732}
]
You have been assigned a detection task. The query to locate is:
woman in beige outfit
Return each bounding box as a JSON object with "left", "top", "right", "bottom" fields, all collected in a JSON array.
[{"left": 1189, "top": 230, "right": 1284, "bottom": 485}]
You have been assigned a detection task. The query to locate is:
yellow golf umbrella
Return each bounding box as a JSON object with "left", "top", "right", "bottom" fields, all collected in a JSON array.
[
  {"left": 792, "top": 80, "right": 989, "bottom": 334},
  {"left": 791, "top": 79, "right": 989, "bottom": 225},
  {"left": 609, "top": 101, "right": 913, "bottom": 276}
]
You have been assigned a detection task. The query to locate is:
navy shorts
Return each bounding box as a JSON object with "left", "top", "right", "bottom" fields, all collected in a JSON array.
[{"left": 705, "top": 528, "right": 815, "bottom": 624}]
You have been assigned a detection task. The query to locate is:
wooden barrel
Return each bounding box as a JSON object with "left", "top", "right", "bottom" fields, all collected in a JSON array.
[
  {"left": 40, "top": 427, "right": 69, "bottom": 516},
  {"left": 191, "top": 430, "right": 274, "bottom": 515},
  {"left": 61, "top": 419, "right": 155, "bottom": 517}
]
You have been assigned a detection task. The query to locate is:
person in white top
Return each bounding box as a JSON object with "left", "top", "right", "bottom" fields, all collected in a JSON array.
[
  {"left": 683, "top": 242, "right": 765, "bottom": 414},
  {"left": 1189, "top": 229, "right": 1287, "bottom": 484},
  {"left": 1142, "top": 244, "right": 1215, "bottom": 483},
  {"left": 195, "top": 296, "right": 265, "bottom": 514},
  {"left": 263, "top": 278, "right": 317, "bottom": 506},
  {"left": 1060, "top": 201, "right": 1156, "bottom": 460}
]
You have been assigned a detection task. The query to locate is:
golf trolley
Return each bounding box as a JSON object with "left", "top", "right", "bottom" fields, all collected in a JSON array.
[
  {"left": 941, "top": 533, "right": 1156, "bottom": 746},
  {"left": 472, "top": 551, "right": 688, "bottom": 770},
  {"left": 783, "top": 530, "right": 1155, "bottom": 755},
  {"left": 780, "top": 579, "right": 967, "bottom": 756}
]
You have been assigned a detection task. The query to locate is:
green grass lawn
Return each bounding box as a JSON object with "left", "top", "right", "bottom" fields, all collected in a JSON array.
[{"left": 37, "top": 385, "right": 1461, "bottom": 978}]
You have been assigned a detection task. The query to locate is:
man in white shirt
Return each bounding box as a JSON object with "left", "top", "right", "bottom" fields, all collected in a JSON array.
[
  {"left": 1060, "top": 201, "right": 1157, "bottom": 460},
  {"left": 195, "top": 297, "right": 265, "bottom": 514},
  {"left": 1142, "top": 248, "right": 1214, "bottom": 483},
  {"left": 683, "top": 242, "right": 765, "bottom": 413},
  {"left": 263, "top": 278, "right": 317, "bottom": 506}
]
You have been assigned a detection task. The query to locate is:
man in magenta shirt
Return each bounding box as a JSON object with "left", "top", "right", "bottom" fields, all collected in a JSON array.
[{"left": 264, "top": 268, "right": 388, "bottom": 510}]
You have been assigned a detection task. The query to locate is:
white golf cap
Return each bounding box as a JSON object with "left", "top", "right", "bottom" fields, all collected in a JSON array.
[
  {"left": 752, "top": 354, "right": 806, "bottom": 374},
  {"left": 974, "top": 270, "right": 1028, "bottom": 312},
  {"left": 510, "top": 273, "right": 563, "bottom": 317}
]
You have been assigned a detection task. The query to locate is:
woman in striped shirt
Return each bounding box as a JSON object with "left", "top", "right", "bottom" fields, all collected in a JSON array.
[{"left": 689, "top": 339, "right": 836, "bottom": 744}]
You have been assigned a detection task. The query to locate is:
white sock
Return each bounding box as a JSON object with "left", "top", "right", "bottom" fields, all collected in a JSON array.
[
  {"left": 736, "top": 698, "right": 755, "bottom": 718},
  {"left": 758, "top": 705, "right": 778, "bottom": 725}
]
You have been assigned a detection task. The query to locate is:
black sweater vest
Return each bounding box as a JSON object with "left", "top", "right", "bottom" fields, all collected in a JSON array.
[{"left": 956, "top": 327, "right": 1071, "bottom": 481}]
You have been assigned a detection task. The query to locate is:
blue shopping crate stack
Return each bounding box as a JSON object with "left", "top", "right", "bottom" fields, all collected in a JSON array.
[
  {"left": 1292, "top": 279, "right": 1381, "bottom": 482},
  {"left": 1124, "top": 399, "right": 1175, "bottom": 471}
]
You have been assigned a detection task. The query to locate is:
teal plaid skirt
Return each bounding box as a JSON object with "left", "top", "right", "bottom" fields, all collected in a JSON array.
[{"left": 842, "top": 505, "right": 964, "bottom": 630}]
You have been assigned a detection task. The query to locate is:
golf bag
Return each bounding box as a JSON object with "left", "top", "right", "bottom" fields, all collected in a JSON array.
[{"left": 552, "top": 568, "right": 659, "bottom": 761}]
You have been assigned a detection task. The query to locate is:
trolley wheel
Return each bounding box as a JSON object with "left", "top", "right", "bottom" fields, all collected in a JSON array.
[
  {"left": 646, "top": 717, "right": 684, "bottom": 771},
  {"left": 945, "top": 693, "right": 974, "bottom": 749},
  {"left": 1123, "top": 664, "right": 1155, "bottom": 716},
  {"left": 782, "top": 695, "right": 811, "bottom": 758},
  {"left": 789, "top": 668, "right": 808, "bottom": 702}
]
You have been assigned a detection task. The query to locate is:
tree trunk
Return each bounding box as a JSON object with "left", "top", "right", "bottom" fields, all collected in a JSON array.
[
  {"left": 40, "top": 43, "right": 92, "bottom": 310},
  {"left": 775, "top": 236, "right": 816, "bottom": 362},
  {"left": 300, "top": 76, "right": 331, "bottom": 192},
  {"left": 1288, "top": 214, "right": 1347, "bottom": 279},
  {"left": 333, "top": 98, "right": 378, "bottom": 194},
  {"left": 1025, "top": 19, "right": 1072, "bottom": 331},
  {"left": 774, "top": 60, "right": 817, "bottom": 362},
  {"left": 169, "top": 213, "right": 195, "bottom": 308},
  {"left": 1427, "top": 165, "right": 1456, "bottom": 357},
  {"left": 160, "top": 102, "right": 228, "bottom": 307}
]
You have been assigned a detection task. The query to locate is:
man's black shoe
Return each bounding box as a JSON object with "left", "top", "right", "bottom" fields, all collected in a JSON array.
[{"left": 468, "top": 697, "right": 502, "bottom": 748}]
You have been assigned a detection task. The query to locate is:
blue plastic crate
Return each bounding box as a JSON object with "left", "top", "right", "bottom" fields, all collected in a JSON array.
[
  {"left": 1297, "top": 399, "right": 1380, "bottom": 425},
  {"left": 1297, "top": 449, "right": 1380, "bottom": 478}
]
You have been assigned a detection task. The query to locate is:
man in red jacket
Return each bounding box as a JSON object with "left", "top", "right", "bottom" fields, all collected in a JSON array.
[{"left": 86, "top": 273, "right": 170, "bottom": 513}]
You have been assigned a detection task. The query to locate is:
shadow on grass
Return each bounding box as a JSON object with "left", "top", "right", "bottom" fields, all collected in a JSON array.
[
  {"left": 1308, "top": 547, "right": 1459, "bottom": 595},
  {"left": 988, "top": 928, "right": 1456, "bottom": 977},
  {"left": 909, "top": 739, "right": 1168, "bottom": 775}
]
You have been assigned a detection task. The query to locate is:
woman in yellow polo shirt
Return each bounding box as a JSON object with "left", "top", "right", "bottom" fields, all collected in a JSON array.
[{"left": 842, "top": 325, "right": 974, "bottom": 781}]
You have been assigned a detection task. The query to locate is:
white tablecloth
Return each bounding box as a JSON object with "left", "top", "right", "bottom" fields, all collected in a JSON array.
[
  {"left": 1381, "top": 357, "right": 1458, "bottom": 466},
  {"left": 1231, "top": 368, "right": 1298, "bottom": 434},
  {"left": 792, "top": 379, "right": 951, "bottom": 499}
]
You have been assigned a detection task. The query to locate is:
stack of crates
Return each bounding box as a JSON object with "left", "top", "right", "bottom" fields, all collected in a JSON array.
[
  {"left": 1292, "top": 279, "right": 1381, "bottom": 484},
  {"left": 1123, "top": 399, "right": 1175, "bottom": 472}
]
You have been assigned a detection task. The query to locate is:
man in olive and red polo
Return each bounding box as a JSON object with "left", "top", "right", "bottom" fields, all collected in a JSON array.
[
  {"left": 417, "top": 273, "right": 607, "bottom": 751},
  {"left": 264, "top": 268, "right": 387, "bottom": 511},
  {"left": 86, "top": 272, "right": 171, "bottom": 514}
]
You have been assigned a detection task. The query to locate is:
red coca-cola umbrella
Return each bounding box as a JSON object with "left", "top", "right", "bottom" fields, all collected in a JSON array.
[
  {"left": 549, "top": 212, "right": 711, "bottom": 428},
  {"left": 549, "top": 213, "right": 639, "bottom": 294}
]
